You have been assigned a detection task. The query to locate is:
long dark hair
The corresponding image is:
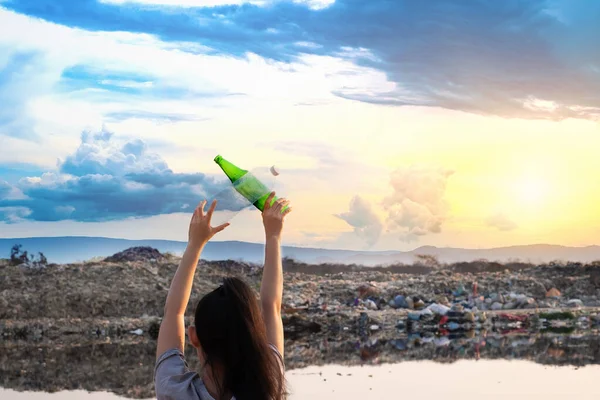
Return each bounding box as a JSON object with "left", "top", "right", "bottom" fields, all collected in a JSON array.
[{"left": 194, "top": 277, "right": 286, "bottom": 400}]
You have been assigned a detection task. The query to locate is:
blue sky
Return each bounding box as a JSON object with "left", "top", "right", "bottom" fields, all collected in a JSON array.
[
  {"left": 3, "top": 0, "right": 600, "bottom": 119},
  {"left": 1, "top": 0, "right": 599, "bottom": 250}
]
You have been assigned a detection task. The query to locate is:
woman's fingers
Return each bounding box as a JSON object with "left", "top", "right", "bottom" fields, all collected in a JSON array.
[
  {"left": 192, "top": 200, "right": 205, "bottom": 221},
  {"left": 206, "top": 199, "right": 217, "bottom": 222},
  {"left": 274, "top": 198, "right": 289, "bottom": 213},
  {"left": 213, "top": 222, "right": 230, "bottom": 233},
  {"left": 198, "top": 200, "right": 207, "bottom": 218},
  {"left": 282, "top": 207, "right": 292, "bottom": 217},
  {"left": 264, "top": 192, "right": 276, "bottom": 211}
]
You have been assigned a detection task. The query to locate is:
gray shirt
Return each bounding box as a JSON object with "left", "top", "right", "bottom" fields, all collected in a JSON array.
[{"left": 154, "top": 346, "right": 284, "bottom": 400}]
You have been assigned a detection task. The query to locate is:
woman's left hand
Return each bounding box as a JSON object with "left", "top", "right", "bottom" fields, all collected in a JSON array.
[{"left": 188, "top": 200, "right": 230, "bottom": 249}]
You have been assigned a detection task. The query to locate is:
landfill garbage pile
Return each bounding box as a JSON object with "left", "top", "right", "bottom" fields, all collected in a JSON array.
[
  {"left": 2, "top": 247, "right": 600, "bottom": 398},
  {"left": 103, "top": 246, "right": 167, "bottom": 263},
  {"left": 1, "top": 247, "right": 600, "bottom": 324}
]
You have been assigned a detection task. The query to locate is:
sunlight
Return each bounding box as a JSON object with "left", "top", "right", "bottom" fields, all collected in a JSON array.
[{"left": 514, "top": 175, "right": 550, "bottom": 205}]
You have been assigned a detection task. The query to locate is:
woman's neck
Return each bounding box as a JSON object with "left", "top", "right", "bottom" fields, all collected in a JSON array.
[{"left": 202, "top": 366, "right": 232, "bottom": 400}]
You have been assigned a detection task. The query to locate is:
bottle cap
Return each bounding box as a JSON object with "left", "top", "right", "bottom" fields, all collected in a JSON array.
[{"left": 214, "top": 155, "right": 223, "bottom": 163}]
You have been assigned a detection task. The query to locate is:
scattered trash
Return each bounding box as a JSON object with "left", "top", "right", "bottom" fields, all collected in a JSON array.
[
  {"left": 567, "top": 299, "right": 584, "bottom": 308},
  {"left": 365, "top": 299, "right": 378, "bottom": 310},
  {"left": 4, "top": 245, "right": 600, "bottom": 376},
  {"left": 408, "top": 309, "right": 434, "bottom": 321},
  {"left": 104, "top": 247, "right": 165, "bottom": 263},
  {"left": 498, "top": 314, "right": 527, "bottom": 322},
  {"left": 414, "top": 299, "right": 426, "bottom": 309},
  {"left": 427, "top": 303, "right": 450, "bottom": 316},
  {"left": 453, "top": 284, "right": 466, "bottom": 297},
  {"left": 394, "top": 295, "right": 409, "bottom": 309},
  {"left": 447, "top": 322, "right": 460, "bottom": 331},
  {"left": 357, "top": 284, "right": 379, "bottom": 299},
  {"left": 391, "top": 339, "right": 407, "bottom": 350}
]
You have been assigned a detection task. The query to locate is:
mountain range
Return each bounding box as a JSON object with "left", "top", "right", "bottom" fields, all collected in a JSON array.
[{"left": 1, "top": 237, "right": 599, "bottom": 266}]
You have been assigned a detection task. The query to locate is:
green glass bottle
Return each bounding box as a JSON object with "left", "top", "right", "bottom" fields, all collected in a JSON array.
[{"left": 214, "top": 155, "right": 280, "bottom": 212}]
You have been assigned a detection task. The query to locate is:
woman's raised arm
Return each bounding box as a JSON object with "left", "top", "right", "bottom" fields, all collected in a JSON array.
[
  {"left": 156, "top": 200, "right": 229, "bottom": 360},
  {"left": 260, "top": 192, "right": 292, "bottom": 356}
]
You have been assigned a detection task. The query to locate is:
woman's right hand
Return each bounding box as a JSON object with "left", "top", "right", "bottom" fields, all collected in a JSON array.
[{"left": 262, "top": 192, "right": 292, "bottom": 239}]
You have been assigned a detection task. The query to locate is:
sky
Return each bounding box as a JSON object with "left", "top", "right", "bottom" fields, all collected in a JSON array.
[{"left": 0, "top": 0, "right": 599, "bottom": 251}]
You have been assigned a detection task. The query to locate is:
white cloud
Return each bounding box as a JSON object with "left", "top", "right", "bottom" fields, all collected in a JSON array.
[
  {"left": 294, "top": 41, "right": 323, "bottom": 49},
  {"left": 336, "top": 195, "right": 383, "bottom": 246},
  {"left": 486, "top": 212, "right": 518, "bottom": 231},
  {"left": 292, "top": 0, "right": 334, "bottom": 10},
  {"left": 0, "top": 206, "right": 31, "bottom": 223},
  {"left": 383, "top": 165, "right": 454, "bottom": 241},
  {"left": 99, "top": 80, "right": 155, "bottom": 89},
  {"left": 522, "top": 97, "right": 560, "bottom": 113},
  {"left": 0, "top": 6, "right": 389, "bottom": 168},
  {"left": 335, "top": 46, "right": 381, "bottom": 63},
  {"left": 0, "top": 7, "right": 385, "bottom": 117},
  {"left": 100, "top": 0, "right": 264, "bottom": 7},
  {"left": 100, "top": 0, "right": 335, "bottom": 10},
  {"left": 0, "top": 49, "right": 64, "bottom": 138},
  {"left": 0, "top": 134, "right": 71, "bottom": 168}
]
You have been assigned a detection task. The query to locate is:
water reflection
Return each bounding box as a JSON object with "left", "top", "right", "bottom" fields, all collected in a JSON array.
[
  {"left": 1, "top": 326, "right": 600, "bottom": 399},
  {"left": 3, "top": 360, "right": 600, "bottom": 400}
]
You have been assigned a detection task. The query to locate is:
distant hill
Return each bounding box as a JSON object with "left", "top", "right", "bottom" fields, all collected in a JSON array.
[
  {"left": 345, "top": 244, "right": 600, "bottom": 265},
  {"left": 0, "top": 237, "right": 599, "bottom": 265},
  {"left": 0, "top": 237, "right": 387, "bottom": 265}
]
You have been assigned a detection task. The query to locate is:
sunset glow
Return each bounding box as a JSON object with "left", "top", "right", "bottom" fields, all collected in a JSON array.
[{"left": 1, "top": 0, "right": 599, "bottom": 251}]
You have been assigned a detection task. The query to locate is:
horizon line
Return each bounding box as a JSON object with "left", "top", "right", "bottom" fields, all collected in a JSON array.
[{"left": 0, "top": 235, "right": 598, "bottom": 253}]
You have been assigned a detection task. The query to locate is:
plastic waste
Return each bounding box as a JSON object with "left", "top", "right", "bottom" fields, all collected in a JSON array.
[
  {"left": 391, "top": 339, "right": 407, "bottom": 350},
  {"left": 408, "top": 309, "right": 433, "bottom": 321},
  {"left": 394, "top": 295, "right": 409, "bottom": 309},
  {"left": 447, "top": 322, "right": 460, "bottom": 331},
  {"left": 365, "top": 299, "right": 378, "bottom": 310},
  {"left": 427, "top": 303, "right": 450, "bottom": 316},
  {"left": 453, "top": 284, "right": 466, "bottom": 297}
]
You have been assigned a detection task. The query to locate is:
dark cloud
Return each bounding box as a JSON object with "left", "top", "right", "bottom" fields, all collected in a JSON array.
[
  {"left": 0, "top": 180, "right": 12, "bottom": 198},
  {"left": 4, "top": 0, "right": 600, "bottom": 119},
  {"left": 0, "top": 206, "right": 31, "bottom": 223},
  {"left": 0, "top": 129, "right": 248, "bottom": 222}
]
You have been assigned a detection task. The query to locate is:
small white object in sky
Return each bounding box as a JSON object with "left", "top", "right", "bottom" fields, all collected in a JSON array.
[{"left": 270, "top": 165, "right": 279, "bottom": 176}]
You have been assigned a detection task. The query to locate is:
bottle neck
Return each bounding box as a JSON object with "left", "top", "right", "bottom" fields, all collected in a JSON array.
[{"left": 215, "top": 156, "right": 248, "bottom": 182}]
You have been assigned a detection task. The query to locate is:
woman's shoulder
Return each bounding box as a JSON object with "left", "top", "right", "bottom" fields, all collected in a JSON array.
[
  {"left": 268, "top": 344, "right": 285, "bottom": 371},
  {"left": 154, "top": 348, "right": 216, "bottom": 400}
]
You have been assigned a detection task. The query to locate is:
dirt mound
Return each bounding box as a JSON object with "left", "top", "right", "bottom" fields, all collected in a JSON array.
[{"left": 104, "top": 247, "right": 165, "bottom": 263}]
